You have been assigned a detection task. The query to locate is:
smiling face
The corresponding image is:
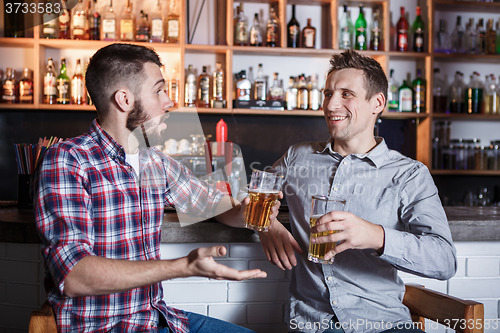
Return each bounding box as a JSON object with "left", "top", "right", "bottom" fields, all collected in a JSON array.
[{"left": 322, "top": 68, "right": 384, "bottom": 152}]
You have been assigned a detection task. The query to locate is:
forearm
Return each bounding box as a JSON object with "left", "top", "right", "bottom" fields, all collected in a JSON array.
[
  {"left": 64, "top": 255, "right": 191, "bottom": 297},
  {"left": 214, "top": 196, "right": 245, "bottom": 228}
]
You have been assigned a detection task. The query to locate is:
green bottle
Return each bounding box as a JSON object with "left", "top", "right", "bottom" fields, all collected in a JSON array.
[
  {"left": 56, "top": 58, "right": 70, "bottom": 104},
  {"left": 398, "top": 78, "right": 413, "bottom": 112},
  {"left": 355, "top": 5, "right": 367, "bottom": 50},
  {"left": 412, "top": 69, "right": 426, "bottom": 113},
  {"left": 412, "top": 6, "right": 425, "bottom": 52}
]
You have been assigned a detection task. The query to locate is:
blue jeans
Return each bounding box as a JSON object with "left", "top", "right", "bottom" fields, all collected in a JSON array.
[{"left": 159, "top": 311, "right": 255, "bottom": 333}]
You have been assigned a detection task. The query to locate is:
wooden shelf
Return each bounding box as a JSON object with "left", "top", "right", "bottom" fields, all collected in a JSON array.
[
  {"left": 434, "top": 0, "right": 500, "bottom": 13},
  {"left": 0, "top": 37, "right": 35, "bottom": 48},
  {"left": 38, "top": 39, "right": 181, "bottom": 51},
  {"left": 433, "top": 53, "right": 500, "bottom": 63},
  {"left": 382, "top": 111, "right": 429, "bottom": 119},
  {"left": 433, "top": 113, "right": 500, "bottom": 121},
  {"left": 431, "top": 169, "right": 500, "bottom": 176}
]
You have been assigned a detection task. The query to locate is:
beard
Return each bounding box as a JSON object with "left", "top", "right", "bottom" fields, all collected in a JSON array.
[{"left": 126, "top": 99, "right": 149, "bottom": 132}]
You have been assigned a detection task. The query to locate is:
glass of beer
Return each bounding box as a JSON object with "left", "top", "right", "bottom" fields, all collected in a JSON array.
[
  {"left": 243, "top": 169, "right": 283, "bottom": 232},
  {"left": 308, "top": 195, "right": 346, "bottom": 264}
]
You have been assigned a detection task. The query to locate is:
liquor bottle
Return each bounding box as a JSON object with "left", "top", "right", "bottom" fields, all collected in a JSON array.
[
  {"left": 71, "top": 59, "right": 86, "bottom": 105},
  {"left": 249, "top": 13, "right": 263, "bottom": 47},
  {"left": 287, "top": 5, "right": 300, "bottom": 48},
  {"left": 234, "top": 5, "right": 248, "bottom": 46},
  {"left": 72, "top": 0, "right": 88, "bottom": 40},
  {"left": 484, "top": 74, "right": 498, "bottom": 114},
  {"left": 354, "top": 5, "right": 367, "bottom": 50},
  {"left": 254, "top": 63, "right": 267, "bottom": 101},
  {"left": 451, "top": 16, "right": 466, "bottom": 54},
  {"left": 120, "top": 0, "right": 135, "bottom": 41},
  {"left": 57, "top": 58, "right": 71, "bottom": 104},
  {"left": 309, "top": 74, "right": 321, "bottom": 111},
  {"left": 44, "top": 58, "right": 57, "bottom": 104},
  {"left": 58, "top": 0, "right": 71, "bottom": 39},
  {"left": 286, "top": 77, "right": 297, "bottom": 110},
  {"left": 184, "top": 65, "right": 197, "bottom": 107},
  {"left": 486, "top": 19, "right": 496, "bottom": 55},
  {"left": 212, "top": 62, "right": 225, "bottom": 108},
  {"left": 398, "top": 78, "right": 413, "bottom": 112},
  {"left": 166, "top": 0, "right": 180, "bottom": 43},
  {"left": 465, "top": 72, "right": 483, "bottom": 114},
  {"left": 369, "top": 8, "right": 382, "bottom": 51},
  {"left": 387, "top": 69, "right": 399, "bottom": 111},
  {"left": 101, "top": 0, "right": 117, "bottom": 41},
  {"left": 338, "top": 5, "right": 354, "bottom": 50},
  {"left": 168, "top": 67, "right": 179, "bottom": 107},
  {"left": 236, "top": 70, "right": 251, "bottom": 101},
  {"left": 496, "top": 20, "right": 500, "bottom": 54},
  {"left": 449, "top": 71, "right": 466, "bottom": 113},
  {"left": 477, "top": 19, "right": 487, "bottom": 55},
  {"left": 2, "top": 68, "right": 17, "bottom": 104},
  {"left": 396, "top": 7, "right": 409, "bottom": 52},
  {"left": 19, "top": 68, "right": 33, "bottom": 104},
  {"left": 433, "top": 68, "right": 448, "bottom": 114},
  {"left": 297, "top": 74, "right": 308, "bottom": 110},
  {"left": 412, "top": 6, "right": 425, "bottom": 52},
  {"left": 269, "top": 73, "right": 284, "bottom": 101},
  {"left": 465, "top": 18, "right": 477, "bottom": 54},
  {"left": 412, "top": 69, "right": 426, "bottom": 113},
  {"left": 435, "top": 20, "right": 451, "bottom": 54},
  {"left": 88, "top": 0, "right": 100, "bottom": 40},
  {"left": 42, "top": 1, "right": 59, "bottom": 39},
  {"left": 3, "top": 4, "right": 24, "bottom": 37},
  {"left": 150, "top": 0, "right": 164, "bottom": 43},
  {"left": 301, "top": 18, "right": 316, "bottom": 49},
  {"left": 266, "top": 7, "right": 280, "bottom": 47},
  {"left": 135, "top": 10, "right": 150, "bottom": 42},
  {"left": 197, "top": 66, "right": 210, "bottom": 108}
]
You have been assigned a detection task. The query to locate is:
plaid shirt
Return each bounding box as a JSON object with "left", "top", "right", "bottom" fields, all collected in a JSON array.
[{"left": 35, "top": 120, "right": 223, "bottom": 332}]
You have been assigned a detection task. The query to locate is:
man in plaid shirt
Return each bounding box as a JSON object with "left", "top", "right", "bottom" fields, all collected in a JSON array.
[{"left": 34, "top": 43, "right": 271, "bottom": 332}]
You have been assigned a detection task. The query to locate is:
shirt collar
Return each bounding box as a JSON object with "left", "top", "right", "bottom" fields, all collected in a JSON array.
[
  {"left": 89, "top": 119, "right": 126, "bottom": 161},
  {"left": 316, "top": 137, "right": 388, "bottom": 168}
]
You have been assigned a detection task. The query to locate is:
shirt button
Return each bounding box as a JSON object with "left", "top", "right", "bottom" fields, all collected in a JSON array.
[
  {"left": 326, "top": 276, "right": 333, "bottom": 282},
  {"left": 332, "top": 186, "right": 339, "bottom": 192},
  {"left": 331, "top": 300, "right": 338, "bottom": 306}
]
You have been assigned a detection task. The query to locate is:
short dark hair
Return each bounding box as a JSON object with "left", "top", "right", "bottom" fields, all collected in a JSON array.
[
  {"left": 85, "top": 43, "right": 162, "bottom": 118},
  {"left": 328, "top": 50, "right": 388, "bottom": 107}
]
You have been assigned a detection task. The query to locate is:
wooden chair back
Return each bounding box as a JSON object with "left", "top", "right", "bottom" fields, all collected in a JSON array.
[{"left": 29, "top": 301, "right": 57, "bottom": 333}]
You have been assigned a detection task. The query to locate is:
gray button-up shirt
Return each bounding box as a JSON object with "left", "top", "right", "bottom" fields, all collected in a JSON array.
[{"left": 273, "top": 138, "right": 457, "bottom": 333}]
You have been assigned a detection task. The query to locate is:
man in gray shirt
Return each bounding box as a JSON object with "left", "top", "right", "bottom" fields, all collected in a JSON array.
[{"left": 259, "top": 50, "right": 457, "bottom": 333}]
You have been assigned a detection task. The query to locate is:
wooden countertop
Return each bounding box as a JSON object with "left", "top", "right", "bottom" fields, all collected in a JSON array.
[{"left": 1, "top": 204, "right": 500, "bottom": 244}]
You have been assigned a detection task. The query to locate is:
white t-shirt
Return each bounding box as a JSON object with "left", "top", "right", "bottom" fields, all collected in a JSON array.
[{"left": 125, "top": 152, "right": 140, "bottom": 176}]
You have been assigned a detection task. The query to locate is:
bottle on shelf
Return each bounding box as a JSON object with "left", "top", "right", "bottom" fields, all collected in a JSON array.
[
  {"left": 234, "top": 4, "right": 248, "bottom": 46},
  {"left": 286, "top": 77, "right": 298, "bottom": 110},
  {"left": 484, "top": 74, "right": 499, "bottom": 115},
  {"left": 19, "top": 68, "right": 33, "bottom": 104},
  {"left": 435, "top": 20, "right": 451, "bottom": 54},
  {"left": 338, "top": 4, "right": 354, "bottom": 50},
  {"left": 3, "top": 4, "right": 24, "bottom": 37},
  {"left": 465, "top": 18, "right": 478, "bottom": 54},
  {"left": 57, "top": 58, "right": 71, "bottom": 105},
  {"left": 150, "top": 0, "right": 164, "bottom": 43},
  {"left": 197, "top": 66, "right": 210, "bottom": 108},
  {"left": 486, "top": 19, "right": 496, "bottom": 55},
  {"left": 184, "top": 64, "right": 197, "bottom": 107},
  {"left": 297, "top": 74, "right": 308, "bottom": 110},
  {"left": 477, "top": 19, "right": 487, "bottom": 55},
  {"left": 412, "top": 6, "right": 425, "bottom": 52},
  {"left": 496, "top": 20, "right": 500, "bottom": 54},
  {"left": 398, "top": 77, "right": 413, "bottom": 112},
  {"left": 266, "top": 7, "right": 280, "bottom": 47},
  {"left": 88, "top": 0, "right": 100, "bottom": 40},
  {"left": 301, "top": 18, "right": 316, "bottom": 49},
  {"left": 309, "top": 74, "right": 321, "bottom": 111},
  {"left": 212, "top": 62, "right": 226, "bottom": 108},
  {"left": 254, "top": 63, "right": 267, "bottom": 101},
  {"left": 58, "top": 0, "right": 71, "bottom": 39},
  {"left": 44, "top": 58, "right": 57, "bottom": 105},
  {"left": 449, "top": 71, "right": 466, "bottom": 113},
  {"left": 120, "top": 0, "right": 135, "bottom": 41},
  {"left": 412, "top": 69, "right": 426, "bottom": 113},
  {"left": 166, "top": 0, "right": 180, "bottom": 43},
  {"left": 72, "top": 0, "right": 88, "bottom": 40},
  {"left": 269, "top": 73, "right": 284, "bottom": 101},
  {"left": 354, "top": 5, "right": 367, "bottom": 51},
  {"left": 433, "top": 68, "right": 448, "bottom": 114},
  {"left": 249, "top": 13, "right": 263, "bottom": 47},
  {"left": 369, "top": 8, "right": 382, "bottom": 51},
  {"left": 396, "top": 7, "right": 409, "bottom": 52},
  {"left": 451, "top": 16, "right": 466, "bottom": 54},
  {"left": 287, "top": 5, "right": 300, "bottom": 48},
  {"left": 71, "top": 59, "right": 86, "bottom": 105},
  {"left": 101, "top": 0, "right": 117, "bottom": 41},
  {"left": 235, "top": 70, "right": 251, "bottom": 101},
  {"left": 387, "top": 69, "right": 399, "bottom": 111},
  {"left": 42, "top": 2, "right": 59, "bottom": 39},
  {"left": 168, "top": 67, "right": 179, "bottom": 107},
  {"left": 2, "top": 68, "right": 17, "bottom": 104},
  {"left": 465, "top": 72, "right": 483, "bottom": 114},
  {"left": 136, "top": 10, "right": 150, "bottom": 42}
]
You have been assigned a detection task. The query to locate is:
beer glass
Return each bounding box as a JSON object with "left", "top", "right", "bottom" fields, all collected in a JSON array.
[
  {"left": 243, "top": 169, "right": 283, "bottom": 232},
  {"left": 308, "top": 195, "right": 346, "bottom": 264}
]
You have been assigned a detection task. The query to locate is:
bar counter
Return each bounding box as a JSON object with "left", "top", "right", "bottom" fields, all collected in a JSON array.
[{"left": 1, "top": 205, "right": 500, "bottom": 243}]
